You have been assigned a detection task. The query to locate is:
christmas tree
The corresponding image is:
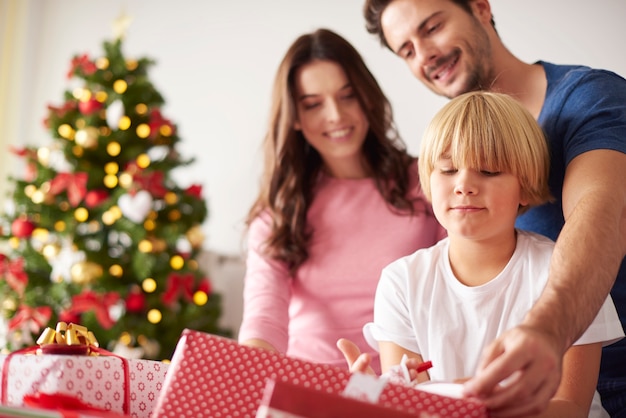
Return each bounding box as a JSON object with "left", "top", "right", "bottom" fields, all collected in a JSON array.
[{"left": 0, "top": 35, "right": 230, "bottom": 359}]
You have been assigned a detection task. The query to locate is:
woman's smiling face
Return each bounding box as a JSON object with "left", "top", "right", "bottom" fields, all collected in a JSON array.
[{"left": 293, "top": 60, "right": 370, "bottom": 178}]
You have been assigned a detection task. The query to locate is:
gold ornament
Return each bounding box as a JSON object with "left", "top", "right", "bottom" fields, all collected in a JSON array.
[
  {"left": 138, "top": 239, "right": 152, "bottom": 253},
  {"left": 57, "top": 124, "right": 75, "bottom": 140},
  {"left": 74, "top": 207, "right": 89, "bottom": 222},
  {"left": 118, "top": 172, "right": 133, "bottom": 188},
  {"left": 142, "top": 278, "right": 157, "bottom": 293},
  {"left": 70, "top": 261, "right": 104, "bottom": 284},
  {"left": 31, "top": 190, "right": 44, "bottom": 204},
  {"left": 136, "top": 153, "right": 150, "bottom": 168},
  {"left": 118, "top": 332, "right": 133, "bottom": 346},
  {"left": 105, "top": 162, "right": 119, "bottom": 175},
  {"left": 169, "top": 255, "right": 184, "bottom": 270},
  {"left": 143, "top": 219, "right": 155, "bottom": 231},
  {"left": 193, "top": 291, "right": 208, "bottom": 306},
  {"left": 186, "top": 225, "right": 205, "bottom": 248},
  {"left": 72, "top": 87, "right": 89, "bottom": 101},
  {"left": 135, "top": 103, "right": 147, "bottom": 115},
  {"left": 164, "top": 192, "right": 178, "bottom": 205},
  {"left": 147, "top": 309, "right": 162, "bottom": 324},
  {"left": 151, "top": 237, "right": 167, "bottom": 252},
  {"left": 168, "top": 210, "right": 181, "bottom": 221},
  {"left": 113, "top": 79, "right": 128, "bottom": 94},
  {"left": 103, "top": 174, "right": 119, "bottom": 189},
  {"left": 42, "top": 243, "right": 61, "bottom": 260},
  {"left": 95, "top": 91, "right": 108, "bottom": 102},
  {"left": 24, "top": 184, "right": 37, "bottom": 198},
  {"left": 37, "top": 147, "right": 50, "bottom": 166},
  {"left": 75, "top": 127, "right": 99, "bottom": 149},
  {"left": 72, "top": 145, "right": 84, "bottom": 157},
  {"left": 136, "top": 124, "right": 150, "bottom": 138},
  {"left": 106, "top": 141, "right": 121, "bottom": 156},
  {"left": 118, "top": 116, "right": 131, "bottom": 130},
  {"left": 54, "top": 221, "right": 66, "bottom": 232},
  {"left": 2, "top": 296, "right": 17, "bottom": 311},
  {"left": 126, "top": 60, "right": 138, "bottom": 71},
  {"left": 109, "top": 264, "right": 123, "bottom": 277},
  {"left": 160, "top": 125, "right": 173, "bottom": 137},
  {"left": 96, "top": 57, "right": 109, "bottom": 70}
]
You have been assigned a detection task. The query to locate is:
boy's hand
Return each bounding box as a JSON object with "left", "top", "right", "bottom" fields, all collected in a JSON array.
[{"left": 336, "top": 338, "right": 376, "bottom": 375}]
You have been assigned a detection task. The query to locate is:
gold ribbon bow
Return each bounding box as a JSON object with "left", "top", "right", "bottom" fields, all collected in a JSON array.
[{"left": 36, "top": 322, "right": 99, "bottom": 354}]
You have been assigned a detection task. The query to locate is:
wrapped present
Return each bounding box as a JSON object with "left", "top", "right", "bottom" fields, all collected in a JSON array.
[
  {"left": 0, "top": 323, "right": 169, "bottom": 418},
  {"left": 152, "top": 329, "right": 487, "bottom": 418}
]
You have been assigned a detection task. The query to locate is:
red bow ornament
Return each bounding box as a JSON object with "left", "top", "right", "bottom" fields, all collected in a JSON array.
[
  {"left": 49, "top": 172, "right": 88, "bottom": 207},
  {"left": 162, "top": 272, "right": 195, "bottom": 306},
  {"left": 67, "top": 290, "right": 120, "bottom": 329},
  {"left": 185, "top": 184, "right": 203, "bottom": 199},
  {"left": 0, "top": 254, "right": 28, "bottom": 297},
  {"left": 148, "top": 109, "right": 176, "bottom": 139},
  {"left": 67, "top": 54, "right": 97, "bottom": 79},
  {"left": 7, "top": 305, "right": 52, "bottom": 334}
]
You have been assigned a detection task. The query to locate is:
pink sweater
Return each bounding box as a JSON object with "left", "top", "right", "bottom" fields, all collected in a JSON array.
[{"left": 238, "top": 166, "right": 445, "bottom": 373}]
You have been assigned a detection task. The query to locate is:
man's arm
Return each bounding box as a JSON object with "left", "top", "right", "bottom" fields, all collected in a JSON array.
[{"left": 464, "top": 149, "right": 626, "bottom": 416}]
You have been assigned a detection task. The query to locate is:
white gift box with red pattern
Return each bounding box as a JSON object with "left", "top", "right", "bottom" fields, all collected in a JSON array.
[
  {"left": 153, "top": 329, "right": 487, "bottom": 418},
  {"left": 0, "top": 352, "right": 168, "bottom": 418}
]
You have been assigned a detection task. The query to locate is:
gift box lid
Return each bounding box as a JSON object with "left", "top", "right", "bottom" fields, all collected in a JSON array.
[
  {"left": 153, "top": 329, "right": 487, "bottom": 418},
  {"left": 256, "top": 379, "right": 421, "bottom": 418},
  {"left": 153, "top": 329, "right": 352, "bottom": 417}
]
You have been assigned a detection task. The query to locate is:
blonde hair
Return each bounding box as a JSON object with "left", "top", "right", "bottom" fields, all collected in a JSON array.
[{"left": 418, "top": 92, "right": 552, "bottom": 214}]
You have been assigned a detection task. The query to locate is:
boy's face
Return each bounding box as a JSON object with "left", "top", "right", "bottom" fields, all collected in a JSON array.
[
  {"left": 380, "top": 0, "right": 494, "bottom": 99},
  {"left": 429, "top": 156, "right": 527, "bottom": 241}
]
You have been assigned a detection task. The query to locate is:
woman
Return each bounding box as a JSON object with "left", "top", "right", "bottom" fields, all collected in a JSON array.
[{"left": 238, "top": 28, "right": 445, "bottom": 373}]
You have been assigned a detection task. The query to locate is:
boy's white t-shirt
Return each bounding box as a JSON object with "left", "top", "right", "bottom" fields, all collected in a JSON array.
[{"left": 364, "top": 230, "right": 624, "bottom": 417}]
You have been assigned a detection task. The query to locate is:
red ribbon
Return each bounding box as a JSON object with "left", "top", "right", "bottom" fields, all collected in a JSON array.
[
  {"left": 162, "top": 272, "right": 195, "bottom": 306},
  {"left": 0, "top": 255, "right": 28, "bottom": 297},
  {"left": 49, "top": 172, "right": 88, "bottom": 207},
  {"left": 23, "top": 392, "right": 131, "bottom": 418},
  {"left": 2, "top": 346, "right": 130, "bottom": 416},
  {"left": 7, "top": 305, "right": 52, "bottom": 333},
  {"left": 67, "top": 291, "right": 119, "bottom": 330}
]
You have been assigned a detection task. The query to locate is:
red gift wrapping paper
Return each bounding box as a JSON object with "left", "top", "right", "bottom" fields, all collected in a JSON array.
[
  {"left": 256, "top": 379, "right": 432, "bottom": 418},
  {"left": 152, "top": 329, "right": 487, "bottom": 418},
  {"left": 0, "top": 353, "right": 168, "bottom": 418}
]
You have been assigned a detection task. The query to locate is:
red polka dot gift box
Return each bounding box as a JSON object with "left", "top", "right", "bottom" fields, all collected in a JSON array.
[
  {"left": 152, "top": 329, "right": 487, "bottom": 418},
  {"left": 0, "top": 352, "right": 168, "bottom": 418}
]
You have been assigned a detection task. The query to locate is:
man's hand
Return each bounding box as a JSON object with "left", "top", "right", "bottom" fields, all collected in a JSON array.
[
  {"left": 463, "top": 325, "right": 563, "bottom": 417},
  {"left": 336, "top": 338, "right": 376, "bottom": 375}
]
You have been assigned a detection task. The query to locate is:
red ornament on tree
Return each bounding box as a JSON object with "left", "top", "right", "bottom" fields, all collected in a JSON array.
[
  {"left": 78, "top": 98, "right": 102, "bottom": 115},
  {"left": 11, "top": 218, "right": 36, "bottom": 238},
  {"left": 125, "top": 287, "right": 146, "bottom": 313},
  {"left": 85, "top": 189, "right": 109, "bottom": 208}
]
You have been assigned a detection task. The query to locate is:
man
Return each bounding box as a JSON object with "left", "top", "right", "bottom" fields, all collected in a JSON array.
[{"left": 352, "top": 0, "right": 626, "bottom": 416}]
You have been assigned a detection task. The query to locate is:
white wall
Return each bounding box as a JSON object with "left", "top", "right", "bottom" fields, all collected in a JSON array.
[{"left": 7, "top": 0, "right": 626, "bottom": 258}]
